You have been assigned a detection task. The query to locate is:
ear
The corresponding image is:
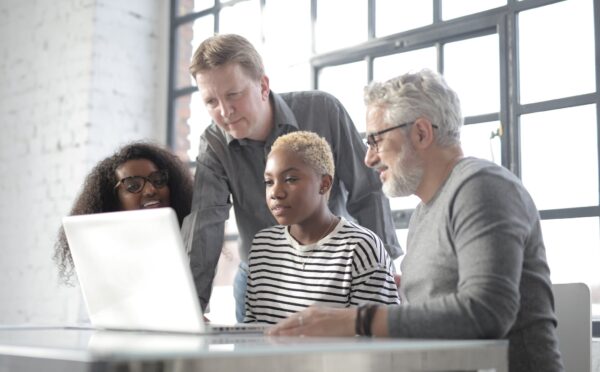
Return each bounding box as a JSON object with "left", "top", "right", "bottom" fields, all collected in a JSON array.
[
  {"left": 319, "top": 174, "right": 333, "bottom": 194},
  {"left": 260, "top": 75, "right": 270, "bottom": 101},
  {"left": 411, "top": 118, "right": 435, "bottom": 149}
]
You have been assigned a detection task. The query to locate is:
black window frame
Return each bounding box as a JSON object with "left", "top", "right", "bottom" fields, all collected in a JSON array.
[{"left": 167, "top": 0, "right": 600, "bottom": 334}]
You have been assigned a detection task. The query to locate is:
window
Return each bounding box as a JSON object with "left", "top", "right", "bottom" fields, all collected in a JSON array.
[
  {"left": 169, "top": 0, "right": 600, "bottom": 322},
  {"left": 318, "top": 61, "right": 368, "bottom": 132}
]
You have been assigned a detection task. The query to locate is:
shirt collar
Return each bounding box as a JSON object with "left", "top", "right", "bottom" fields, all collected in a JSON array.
[{"left": 226, "top": 91, "right": 299, "bottom": 147}]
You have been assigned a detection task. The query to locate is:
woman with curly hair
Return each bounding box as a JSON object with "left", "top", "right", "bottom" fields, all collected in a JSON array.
[{"left": 54, "top": 141, "right": 193, "bottom": 284}]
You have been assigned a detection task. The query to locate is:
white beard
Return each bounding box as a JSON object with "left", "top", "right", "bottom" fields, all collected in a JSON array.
[{"left": 382, "top": 143, "right": 423, "bottom": 198}]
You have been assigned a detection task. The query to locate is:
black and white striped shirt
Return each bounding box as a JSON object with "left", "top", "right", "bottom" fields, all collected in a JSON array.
[{"left": 244, "top": 218, "right": 400, "bottom": 324}]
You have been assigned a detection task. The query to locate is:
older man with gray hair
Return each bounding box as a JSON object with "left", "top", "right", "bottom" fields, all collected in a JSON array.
[{"left": 268, "top": 69, "right": 564, "bottom": 372}]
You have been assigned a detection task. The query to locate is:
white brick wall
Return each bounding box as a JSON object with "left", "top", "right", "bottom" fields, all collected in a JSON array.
[
  {"left": 1, "top": 1, "right": 599, "bottom": 369},
  {"left": 0, "top": 0, "right": 168, "bottom": 324}
]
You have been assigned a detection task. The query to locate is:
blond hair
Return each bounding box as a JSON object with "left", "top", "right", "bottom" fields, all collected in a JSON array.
[
  {"left": 189, "top": 34, "right": 264, "bottom": 81},
  {"left": 271, "top": 131, "right": 335, "bottom": 177}
]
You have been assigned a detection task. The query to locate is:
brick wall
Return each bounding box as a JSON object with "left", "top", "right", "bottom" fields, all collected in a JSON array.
[
  {"left": 1, "top": 2, "right": 599, "bottom": 369},
  {"left": 0, "top": 0, "right": 169, "bottom": 324}
]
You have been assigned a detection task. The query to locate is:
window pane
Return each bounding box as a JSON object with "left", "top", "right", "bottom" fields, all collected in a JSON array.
[
  {"left": 373, "top": 48, "right": 437, "bottom": 82},
  {"left": 268, "top": 62, "right": 312, "bottom": 93},
  {"left": 316, "top": 0, "right": 367, "bottom": 53},
  {"left": 177, "top": 0, "right": 215, "bottom": 16},
  {"left": 190, "top": 16, "right": 214, "bottom": 61},
  {"left": 394, "top": 228, "right": 409, "bottom": 274},
  {"left": 376, "top": 0, "right": 432, "bottom": 37},
  {"left": 219, "top": 0, "right": 262, "bottom": 48},
  {"left": 176, "top": 16, "right": 214, "bottom": 89},
  {"left": 173, "top": 94, "right": 192, "bottom": 162},
  {"left": 541, "top": 217, "right": 600, "bottom": 316},
  {"left": 263, "top": 0, "right": 312, "bottom": 92},
  {"left": 444, "top": 34, "right": 499, "bottom": 117},
  {"left": 389, "top": 195, "right": 420, "bottom": 212},
  {"left": 461, "top": 121, "right": 502, "bottom": 165},
  {"left": 519, "top": 0, "right": 595, "bottom": 103},
  {"left": 318, "top": 61, "right": 367, "bottom": 133},
  {"left": 175, "top": 91, "right": 213, "bottom": 163},
  {"left": 521, "top": 105, "right": 598, "bottom": 210},
  {"left": 442, "top": 0, "right": 506, "bottom": 20}
]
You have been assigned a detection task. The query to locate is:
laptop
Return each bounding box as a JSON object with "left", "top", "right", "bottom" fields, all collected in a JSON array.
[{"left": 62, "top": 208, "right": 267, "bottom": 334}]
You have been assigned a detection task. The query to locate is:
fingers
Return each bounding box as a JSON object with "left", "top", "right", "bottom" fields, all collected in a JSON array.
[
  {"left": 266, "top": 306, "right": 353, "bottom": 337},
  {"left": 394, "top": 274, "right": 401, "bottom": 288},
  {"left": 267, "top": 312, "right": 307, "bottom": 336}
]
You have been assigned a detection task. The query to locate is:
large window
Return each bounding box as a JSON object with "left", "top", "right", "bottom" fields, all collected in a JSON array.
[{"left": 168, "top": 0, "right": 600, "bottom": 323}]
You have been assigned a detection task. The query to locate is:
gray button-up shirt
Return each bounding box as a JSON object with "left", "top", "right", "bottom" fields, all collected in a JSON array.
[{"left": 182, "top": 90, "right": 402, "bottom": 309}]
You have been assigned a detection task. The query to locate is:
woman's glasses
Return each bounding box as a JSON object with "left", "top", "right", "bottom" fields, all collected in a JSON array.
[{"left": 114, "top": 170, "right": 169, "bottom": 194}]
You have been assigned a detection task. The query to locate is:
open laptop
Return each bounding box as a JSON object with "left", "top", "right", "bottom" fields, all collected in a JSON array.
[{"left": 62, "top": 208, "right": 267, "bottom": 335}]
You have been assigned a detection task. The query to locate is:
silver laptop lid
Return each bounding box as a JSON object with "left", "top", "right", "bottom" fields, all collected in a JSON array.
[{"left": 62, "top": 208, "right": 205, "bottom": 333}]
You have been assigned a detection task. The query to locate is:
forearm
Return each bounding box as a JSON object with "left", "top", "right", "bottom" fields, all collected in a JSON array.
[
  {"left": 187, "top": 213, "right": 226, "bottom": 310},
  {"left": 186, "top": 159, "right": 232, "bottom": 309}
]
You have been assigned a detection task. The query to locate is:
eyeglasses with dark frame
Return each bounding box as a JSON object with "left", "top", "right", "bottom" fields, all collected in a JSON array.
[
  {"left": 364, "top": 121, "right": 439, "bottom": 153},
  {"left": 114, "top": 170, "right": 169, "bottom": 194}
]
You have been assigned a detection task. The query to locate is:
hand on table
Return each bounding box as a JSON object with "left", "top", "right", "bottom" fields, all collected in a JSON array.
[{"left": 266, "top": 306, "right": 355, "bottom": 337}]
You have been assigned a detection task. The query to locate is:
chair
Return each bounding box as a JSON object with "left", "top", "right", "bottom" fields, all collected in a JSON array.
[{"left": 552, "top": 282, "right": 591, "bottom": 372}]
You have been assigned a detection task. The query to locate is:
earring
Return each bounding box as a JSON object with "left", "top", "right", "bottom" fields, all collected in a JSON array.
[{"left": 320, "top": 188, "right": 326, "bottom": 194}]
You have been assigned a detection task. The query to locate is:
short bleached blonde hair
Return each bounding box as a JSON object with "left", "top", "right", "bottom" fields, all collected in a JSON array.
[{"left": 270, "top": 131, "right": 335, "bottom": 177}]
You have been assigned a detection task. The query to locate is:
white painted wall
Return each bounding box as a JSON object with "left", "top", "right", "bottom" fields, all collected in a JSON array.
[{"left": 0, "top": 0, "right": 169, "bottom": 324}]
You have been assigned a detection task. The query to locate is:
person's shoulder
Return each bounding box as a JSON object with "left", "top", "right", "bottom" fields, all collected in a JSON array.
[
  {"left": 455, "top": 157, "right": 520, "bottom": 184},
  {"left": 197, "top": 124, "right": 229, "bottom": 157},
  {"left": 280, "top": 90, "right": 343, "bottom": 108},
  {"left": 449, "top": 157, "right": 530, "bottom": 207},
  {"left": 253, "top": 225, "right": 286, "bottom": 240},
  {"left": 455, "top": 157, "right": 495, "bottom": 173},
  {"left": 339, "top": 219, "right": 390, "bottom": 263},
  {"left": 200, "top": 124, "right": 226, "bottom": 143},
  {"left": 339, "top": 218, "right": 382, "bottom": 245}
]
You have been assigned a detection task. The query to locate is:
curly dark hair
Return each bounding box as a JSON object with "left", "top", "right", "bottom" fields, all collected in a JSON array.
[{"left": 54, "top": 141, "right": 194, "bottom": 285}]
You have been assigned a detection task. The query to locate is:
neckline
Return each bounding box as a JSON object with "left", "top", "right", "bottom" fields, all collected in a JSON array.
[
  {"left": 422, "top": 156, "right": 467, "bottom": 207},
  {"left": 285, "top": 216, "right": 341, "bottom": 252}
]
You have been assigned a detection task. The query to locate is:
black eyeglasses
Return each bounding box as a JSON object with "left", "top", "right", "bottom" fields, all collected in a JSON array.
[
  {"left": 364, "top": 121, "right": 438, "bottom": 153},
  {"left": 114, "top": 170, "right": 169, "bottom": 194}
]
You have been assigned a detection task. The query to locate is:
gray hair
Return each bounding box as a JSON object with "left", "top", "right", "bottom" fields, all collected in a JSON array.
[{"left": 364, "top": 69, "right": 463, "bottom": 147}]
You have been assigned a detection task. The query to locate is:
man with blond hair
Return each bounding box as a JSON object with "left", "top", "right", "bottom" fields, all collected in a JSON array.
[{"left": 183, "top": 34, "right": 401, "bottom": 322}]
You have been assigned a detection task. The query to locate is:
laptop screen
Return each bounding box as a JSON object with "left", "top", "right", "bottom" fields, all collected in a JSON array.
[{"left": 62, "top": 208, "right": 205, "bottom": 333}]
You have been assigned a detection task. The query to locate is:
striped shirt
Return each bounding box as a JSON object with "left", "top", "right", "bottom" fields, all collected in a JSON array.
[{"left": 244, "top": 217, "right": 400, "bottom": 324}]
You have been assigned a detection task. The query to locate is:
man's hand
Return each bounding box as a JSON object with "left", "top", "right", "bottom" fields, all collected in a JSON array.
[
  {"left": 266, "top": 306, "right": 356, "bottom": 337},
  {"left": 394, "top": 273, "right": 401, "bottom": 289}
]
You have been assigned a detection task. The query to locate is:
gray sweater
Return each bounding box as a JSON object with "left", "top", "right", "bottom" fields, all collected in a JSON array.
[{"left": 388, "top": 157, "right": 564, "bottom": 372}]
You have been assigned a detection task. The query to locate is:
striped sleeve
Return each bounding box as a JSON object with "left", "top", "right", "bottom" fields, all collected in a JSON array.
[{"left": 344, "top": 221, "right": 400, "bottom": 306}]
